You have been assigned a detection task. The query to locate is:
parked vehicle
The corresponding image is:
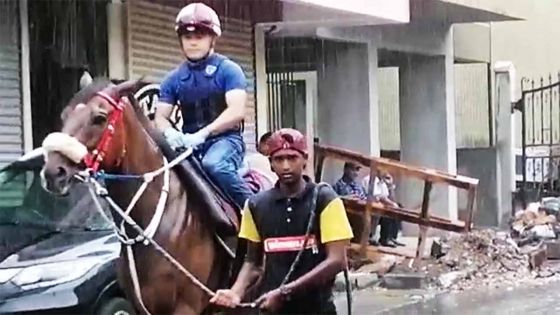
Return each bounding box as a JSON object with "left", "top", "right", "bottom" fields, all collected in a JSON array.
[{"left": 0, "top": 148, "right": 134, "bottom": 314}]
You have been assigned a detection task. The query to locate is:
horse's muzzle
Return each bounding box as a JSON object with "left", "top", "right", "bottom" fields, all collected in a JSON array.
[{"left": 40, "top": 165, "right": 71, "bottom": 196}]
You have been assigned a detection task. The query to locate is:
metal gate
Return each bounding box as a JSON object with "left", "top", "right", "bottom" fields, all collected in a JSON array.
[
  {"left": 518, "top": 75, "right": 560, "bottom": 202},
  {"left": 265, "top": 37, "right": 315, "bottom": 131},
  {"left": 266, "top": 71, "right": 298, "bottom": 131}
]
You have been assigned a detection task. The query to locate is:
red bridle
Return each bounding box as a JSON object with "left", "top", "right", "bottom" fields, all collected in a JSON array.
[{"left": 83, "top": 91, "right": 126, "bottom": 172}]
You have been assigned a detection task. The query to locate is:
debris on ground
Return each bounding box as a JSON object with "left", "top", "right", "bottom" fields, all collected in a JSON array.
[
  {"left": 356, "top": 254, "right": 400, "bottom": 275},
  {"left": 404, "top": 229, "right": 560, "bottom": 291},
  {"left": 511, "top": 200, "right": 560, "bottom": 244},
  {"left": 346, "top": 197, "right": 560, "bottom": 293}
]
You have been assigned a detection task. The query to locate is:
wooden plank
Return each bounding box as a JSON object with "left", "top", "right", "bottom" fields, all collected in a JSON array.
[
  {"left": 415, "top": 181, "right": 432, "bottom": 260},
  {"left": 349, "top": 243, "right": 416, "bottom": 260},
  {"left": 342, "top": 199, "right": 466, "bottom": 232},
  {"left": 342, "top": 198, "right": 463, "bottom": 225},
  {"left": 360, "top": 163, "right": 377, "bottom": 258},
  {"left": 465, "top": 186, "right": 476, "bottom": 231},
  {"left": 315, "top": 144, "right": 479, "bottom": 189},
  {"left": 315, "top": 142, "right": 478, "bottom": 265}
]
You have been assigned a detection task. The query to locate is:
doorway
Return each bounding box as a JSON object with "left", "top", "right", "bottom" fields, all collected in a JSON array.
[
  {"left": 267, "top": 71, "right": 317, "bottom": 173},
  {"left": 28, "top": 0, "right": 108, "bottom": 147}
]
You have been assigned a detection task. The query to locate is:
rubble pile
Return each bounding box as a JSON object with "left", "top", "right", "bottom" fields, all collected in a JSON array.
[
  {"left": 421, "top": 199, "right": 560, "bottom": 291},
  {"left": 431, "top": 229, "right": 537, "bottom": 290},
  {"left": 511, "top": 200, "right": 560, "bottom": 245},
  {"left": 405, "top": 227, "right": 560, "bottom": 293},
  {"left": 346, "top": 198, "right": 560, "bottom": 293}
]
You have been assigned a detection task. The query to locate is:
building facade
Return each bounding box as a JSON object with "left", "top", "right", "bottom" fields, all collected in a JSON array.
[{"left": 11, "top": 0, "right": 557, "bottom": 228}]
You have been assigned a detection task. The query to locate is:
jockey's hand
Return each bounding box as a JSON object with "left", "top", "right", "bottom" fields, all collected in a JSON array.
[
  {"left": 210, "top": 289, "right": 241, "bottom": 308},
  {"left": 256, "top": 288, "right": 284, "bottom": 312},
  {"left": 181, "top": 129, "right": 209, "bottom": 149},
  {"left": 163, "top": 127, "right": 185, "bottom": 149}
]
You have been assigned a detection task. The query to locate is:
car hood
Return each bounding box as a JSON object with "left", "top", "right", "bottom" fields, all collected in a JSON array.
[{"left": 0, "top": 230, "right": 120, "bottom": 269}]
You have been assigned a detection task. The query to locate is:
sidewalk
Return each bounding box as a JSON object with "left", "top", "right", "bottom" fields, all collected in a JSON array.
[
  {"left": 334, "top": 287, "right": 440, "bottom": 315},
  {"left": 333, "top": 236, "right": 441, "bottom": 314}
]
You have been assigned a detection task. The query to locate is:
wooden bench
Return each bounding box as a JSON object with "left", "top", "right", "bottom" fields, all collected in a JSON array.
[{"left": 314, "top": 144, "right": 479, "bottom": 260}]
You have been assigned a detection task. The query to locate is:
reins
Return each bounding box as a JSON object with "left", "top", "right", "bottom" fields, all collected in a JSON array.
[{"left": 79, "top": 161, "right": 330, "bottom": 311}]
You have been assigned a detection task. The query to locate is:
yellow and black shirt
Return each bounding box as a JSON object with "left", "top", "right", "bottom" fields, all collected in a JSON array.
[{"left": 239, "top": 178, "right": 353, "bottom": 314}]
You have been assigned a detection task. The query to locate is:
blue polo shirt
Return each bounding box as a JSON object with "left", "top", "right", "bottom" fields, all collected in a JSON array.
[{"left": 159, "top": 53, "right": 247, "bottom": 134}]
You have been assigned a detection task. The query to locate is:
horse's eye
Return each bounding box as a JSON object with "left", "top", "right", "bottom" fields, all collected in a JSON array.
[{"left": 92, "top": 114, "right": 107, "bottom": 126}]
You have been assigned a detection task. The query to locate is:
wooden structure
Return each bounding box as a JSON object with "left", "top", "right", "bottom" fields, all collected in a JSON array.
[{"left": 314, "top": 144, "right": 479, "bottom": 260}]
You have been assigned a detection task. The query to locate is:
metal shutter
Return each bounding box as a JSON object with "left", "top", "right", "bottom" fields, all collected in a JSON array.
[
  {"left": 0, "top": 0, "right": 23, "bottom": 167},
  {"left": 128, "top": 1, "right": 256, "bottom": 151}
]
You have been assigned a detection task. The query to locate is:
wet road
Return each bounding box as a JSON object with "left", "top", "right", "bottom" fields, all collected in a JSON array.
[{"left": 335, "top": 279, "right": 560, "bottom": 315}]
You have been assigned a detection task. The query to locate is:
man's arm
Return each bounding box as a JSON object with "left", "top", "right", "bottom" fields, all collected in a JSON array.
[
  {"left": 155, "top": 73, "right": 178, "bottom": 131},
  {"left": 154, "top": 102, "right": 174, "bottom": 130},
  {"left": 378, "top": 195, "right": 399, "bottom": 208},
  {"left": 281, "top": 240, "right": 348, "bottom": 296},
  {"left": 210, "top": 241, "right": 263, "bottom": 307},
  {"left": 211, "top": 202, "right": 263, "bottom": 307},
  {"left": 230, "top": 241, "right": 264, "bottom": 297}
]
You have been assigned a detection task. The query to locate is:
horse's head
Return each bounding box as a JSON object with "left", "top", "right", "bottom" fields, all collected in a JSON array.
[{"left": 41, "top": 79, "right": 140, "bottom": 195}]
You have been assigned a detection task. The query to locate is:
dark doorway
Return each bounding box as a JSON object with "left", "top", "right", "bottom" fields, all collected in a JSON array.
[{"left": 28, "top": 0, "right": 108, "bottom": 147}]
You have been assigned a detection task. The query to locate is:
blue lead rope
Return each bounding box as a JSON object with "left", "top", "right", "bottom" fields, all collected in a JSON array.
[{"left": 94, "top": 172, "right": 144, "bottom": 181}]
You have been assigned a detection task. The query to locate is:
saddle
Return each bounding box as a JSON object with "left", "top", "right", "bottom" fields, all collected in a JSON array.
[{"left": 152, "top": 131, "right": 269, "bottom": 237}]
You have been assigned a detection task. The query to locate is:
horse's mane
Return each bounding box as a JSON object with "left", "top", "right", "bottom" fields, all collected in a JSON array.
[{"left": 126, "top": 92, "right": 177, "bottom": 157}]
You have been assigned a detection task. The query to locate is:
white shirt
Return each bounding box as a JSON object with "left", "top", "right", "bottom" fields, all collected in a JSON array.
[{"left": 362, "top": 176, "right": 389, "bottom": 199}]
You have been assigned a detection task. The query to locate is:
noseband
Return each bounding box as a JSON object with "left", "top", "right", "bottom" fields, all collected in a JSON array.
[{"left": 83, "top": 91, "right": 126, "bottom": 172}]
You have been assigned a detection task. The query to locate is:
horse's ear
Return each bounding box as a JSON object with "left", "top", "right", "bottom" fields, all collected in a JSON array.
[
  {"left": 115, "top": 78, "right": 143, "bottom": 97},
  {"left": 79, "top": 70, "right": 93, "bottom": 89}
]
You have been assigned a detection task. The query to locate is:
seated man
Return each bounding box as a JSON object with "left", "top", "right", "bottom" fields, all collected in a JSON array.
[
  {"left": 154, "top": 3, "right": 252, "bottom": 208},
  {"left": 333, "top": 162, "right": 367, "bottom": 200},
  {"left": 363, "top": 172, "right": 404, "bottom": 247}
]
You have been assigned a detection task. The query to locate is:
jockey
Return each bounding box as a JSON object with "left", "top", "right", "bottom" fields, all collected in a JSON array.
[
  {"left": 211, "top": 128, "right": 354, "bottom": 314},
  {"left": 155, "top": 2, "right": 252, "bottom": 208}
]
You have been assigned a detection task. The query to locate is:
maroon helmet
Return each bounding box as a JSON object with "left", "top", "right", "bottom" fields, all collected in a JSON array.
[
  {"left": 175, "top": 3, "right": 221, "bottom": 37},
  {"left": 268, "top": 128, "right": 308, "bottom": 157}
]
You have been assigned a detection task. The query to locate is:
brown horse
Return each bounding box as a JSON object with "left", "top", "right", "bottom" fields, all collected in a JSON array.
[{"left": 40, "top": 79, "right": 231, "bottom": 315}]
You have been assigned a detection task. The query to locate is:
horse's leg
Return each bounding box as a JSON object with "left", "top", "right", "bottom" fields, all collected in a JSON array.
[{"left": 118, "top": 245, "right": 178, "bottom": 315}]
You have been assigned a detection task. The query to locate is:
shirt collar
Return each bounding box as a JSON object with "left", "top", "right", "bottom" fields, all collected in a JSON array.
[
  {"left": 179, "top": 53, "right": 218, "bottom": 80},
  {"left": 271, "top": 175, "right": 315, "bottom": 201},
  {"left": 339, "top": 177, "right": 359, "bottom": 187}
]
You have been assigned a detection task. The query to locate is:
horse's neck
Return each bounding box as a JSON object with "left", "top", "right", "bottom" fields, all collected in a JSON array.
[
  {"left": 107, "top": 108, "right": 165, "bottom": 224},
  {"left": 121, "top": 107, "right": 163, "bottom": 174}
]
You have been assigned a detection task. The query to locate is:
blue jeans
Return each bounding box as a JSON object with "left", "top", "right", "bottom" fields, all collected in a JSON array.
[{"left": 196, "top": 134, "right": 253, "bottom": 208}]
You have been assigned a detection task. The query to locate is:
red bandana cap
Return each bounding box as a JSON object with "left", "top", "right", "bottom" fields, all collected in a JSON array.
[{"left": 268, "top": 128, "right": 308, "bottom": 157}]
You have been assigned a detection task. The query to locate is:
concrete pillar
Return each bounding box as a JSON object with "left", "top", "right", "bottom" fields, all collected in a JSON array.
[
  {"left": 398, "top": 27, "right": 457, "bottom": 227},
  {"left": 107, "top": 0, "right": 127, "bottom": 80},
  {"left": 317, "top": 41, "right": 380, "bottom": 182},
  {"left": 494, "top": 61, "right": 516, "bottom": 227}
]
